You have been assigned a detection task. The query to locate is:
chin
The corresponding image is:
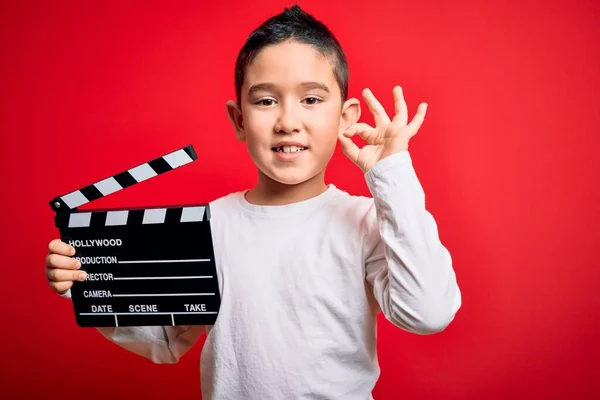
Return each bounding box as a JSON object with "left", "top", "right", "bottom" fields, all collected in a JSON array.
[
  {"left": 270, "top": 174, "right": 314, "bottom": 186},
  {"left": 262, "top": 168, "right": 321, "bottom": 187}
]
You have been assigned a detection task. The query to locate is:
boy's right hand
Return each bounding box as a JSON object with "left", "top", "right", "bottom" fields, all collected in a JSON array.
[{"left": 45, "top": 239, "right": 88, "bottom": 295}]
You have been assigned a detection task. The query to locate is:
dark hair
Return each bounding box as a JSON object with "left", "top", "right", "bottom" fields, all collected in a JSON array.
[{"left": 234, "top": 4, "right": 349, "bottom": 105}]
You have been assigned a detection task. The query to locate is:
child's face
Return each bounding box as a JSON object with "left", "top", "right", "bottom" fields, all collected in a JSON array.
[{"left": 227, "top": 41, "right": 359, "bottom": 186}]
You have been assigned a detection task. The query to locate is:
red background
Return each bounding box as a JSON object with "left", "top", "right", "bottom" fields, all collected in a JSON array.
[{"left": 2, "top": 0, "right": 599, "bottom": 399}]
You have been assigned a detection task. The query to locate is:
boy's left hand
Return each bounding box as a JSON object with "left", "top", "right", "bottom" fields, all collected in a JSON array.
[{"left": 339, "top": 86, "right": 427, "bottom": 173}]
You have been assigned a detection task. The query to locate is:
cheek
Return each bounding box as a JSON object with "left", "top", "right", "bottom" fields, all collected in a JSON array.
[
  {"left": 310, "top": 109, "right": 341, "bottom": 145},
  {"left": 244, "top": 111, "right": 273, "bottom": 143}
]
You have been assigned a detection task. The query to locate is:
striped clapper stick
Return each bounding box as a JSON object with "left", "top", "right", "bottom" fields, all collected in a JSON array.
[{"left": 49, "top": 145, "right": 221, "bottom": 328}]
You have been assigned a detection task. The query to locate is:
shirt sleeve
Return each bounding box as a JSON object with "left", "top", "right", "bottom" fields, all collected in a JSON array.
[
  {"left": 96, "top": 325, "right": 205, "bottom": 364},
  {"left": 362, "top": 150, "right": 462, "bottom": 335},
  {"left": 58, "top": 289, "right": 204, "bottom": 363}
]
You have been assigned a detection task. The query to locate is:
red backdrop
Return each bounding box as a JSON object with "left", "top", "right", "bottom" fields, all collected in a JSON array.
[{"left": 2, "top": 0, "right": 599, "bottom": 399}]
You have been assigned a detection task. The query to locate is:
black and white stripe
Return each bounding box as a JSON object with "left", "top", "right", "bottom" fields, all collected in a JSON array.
[
  {"left": 54, "top": 205, "right": 210, "bottom": 228},
  {"left": 50, "top": 145, "right": 197, "bottom": 212}
]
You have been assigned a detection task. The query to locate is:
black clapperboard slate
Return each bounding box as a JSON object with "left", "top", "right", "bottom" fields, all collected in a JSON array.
[{"left": 49, "top": 145, "right": 221, "bottom": 327}]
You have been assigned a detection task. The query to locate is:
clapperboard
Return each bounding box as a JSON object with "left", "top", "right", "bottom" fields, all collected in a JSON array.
[{"left": 49, "top": 145, "right": 220, "bottom": 328}]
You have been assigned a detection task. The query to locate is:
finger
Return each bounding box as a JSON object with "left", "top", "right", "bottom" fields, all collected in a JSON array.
[
  {"left": 48, "top": 239, "right": 76, "bottom": 257},
  {"left": 338, "top": 133, "right": 361, "bottom": 164},
  {"left": 362, "top": 88, "right": 391, "bottom": 126},
  {"left": 45, "top": 253, "right": 81, "bottom": 270},
  {"left": 46, "top": 267, "right": 87, "bottom": 283},
  {"left": 49, "top": 280, "right": 73, "bottom": 295},
  {"left": 344, "top": 123, "right": 375, "bottom": 142},
  {"left": 392, "top": 86, "right": 408, "bottom": 126},
  {"left": 407, "top": 102, "right": 428, "bottom": 132}
]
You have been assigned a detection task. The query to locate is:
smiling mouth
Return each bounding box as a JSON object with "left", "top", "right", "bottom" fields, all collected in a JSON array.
[{"left": 271, "top": 145, "right": 307, "bottom": 153}]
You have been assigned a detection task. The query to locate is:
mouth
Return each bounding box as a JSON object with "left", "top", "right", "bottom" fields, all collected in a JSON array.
[{"left": 271, "top": 144, "right": 307, "bottom": 153}]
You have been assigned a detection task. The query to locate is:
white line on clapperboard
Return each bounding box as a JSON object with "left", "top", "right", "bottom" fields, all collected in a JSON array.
[
  {"left": 117, "top": 259, "right": 211, "bottom": 264},
  {"left": 114, "top": 276, "right": 213, "bottom": 280},
  {"left": 82, "top": 312, "right": 218, "bottom": 315},
  {"left": 113, "top": 293, "right": 215, "bottom": 297}
]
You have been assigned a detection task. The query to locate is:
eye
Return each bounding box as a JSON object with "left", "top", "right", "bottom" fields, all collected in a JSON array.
[
  {"left": 255, "top": 98, "right": 276, "bottom": 106},
  {"left": 303, "top": 96, "right": 322, "bottom": 105}
]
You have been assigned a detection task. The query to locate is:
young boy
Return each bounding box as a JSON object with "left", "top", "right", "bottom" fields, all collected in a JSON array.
[{"left": 45, "top": 5, "right": 461, "bottom": 399}]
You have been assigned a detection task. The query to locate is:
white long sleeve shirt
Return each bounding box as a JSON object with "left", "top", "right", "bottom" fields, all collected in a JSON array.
[{"left": 62, "top": 150, "right": 461, "bottom": 399}]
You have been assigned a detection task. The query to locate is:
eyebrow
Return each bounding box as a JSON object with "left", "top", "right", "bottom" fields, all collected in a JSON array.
[
  {"left": 248, "top": 81, "right": 331, "bottom": 95},
  {"left": 300, "top": 81, "right": 330, "bottom": 92}
]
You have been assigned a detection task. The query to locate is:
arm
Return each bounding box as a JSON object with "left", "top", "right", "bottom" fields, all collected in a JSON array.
[
  {"left": 363, "top": 151, "right": 461, "bottom": 334},
  {"left": 339, "top": 86, "right": 461, "bottom": 335},
  {"left": 60, "top": 289, "right": 205, "bottom": 363}
]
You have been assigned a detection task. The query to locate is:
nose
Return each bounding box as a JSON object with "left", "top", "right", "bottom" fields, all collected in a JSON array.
[{"left": 274, "top": 103, "right": 301, "bottom": 134}]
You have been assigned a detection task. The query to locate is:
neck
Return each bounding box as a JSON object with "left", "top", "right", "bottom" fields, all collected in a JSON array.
[{"left": 245, "top": 170, "right": 328, "bottom": 206}]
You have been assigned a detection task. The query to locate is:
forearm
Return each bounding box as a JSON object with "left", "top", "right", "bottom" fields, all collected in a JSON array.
[
  {"left": 96, "top": 325, "right": 204, "bottom": 363},
  {"left": 365, "top": 151, "right": 461, "bottom": 334}
]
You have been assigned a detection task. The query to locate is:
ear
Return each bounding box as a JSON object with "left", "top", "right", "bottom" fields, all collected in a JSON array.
[
  {"left": 225, "top": 100, "right": 246, "bottom": 142},
  {"left": 339, "top": 97, "right": 361, "bottom": 135}
]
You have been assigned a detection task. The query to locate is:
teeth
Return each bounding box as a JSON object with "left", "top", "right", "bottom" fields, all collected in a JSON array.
[{"left": 275, "top": 145, "right": 305, "bottom": 153}]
